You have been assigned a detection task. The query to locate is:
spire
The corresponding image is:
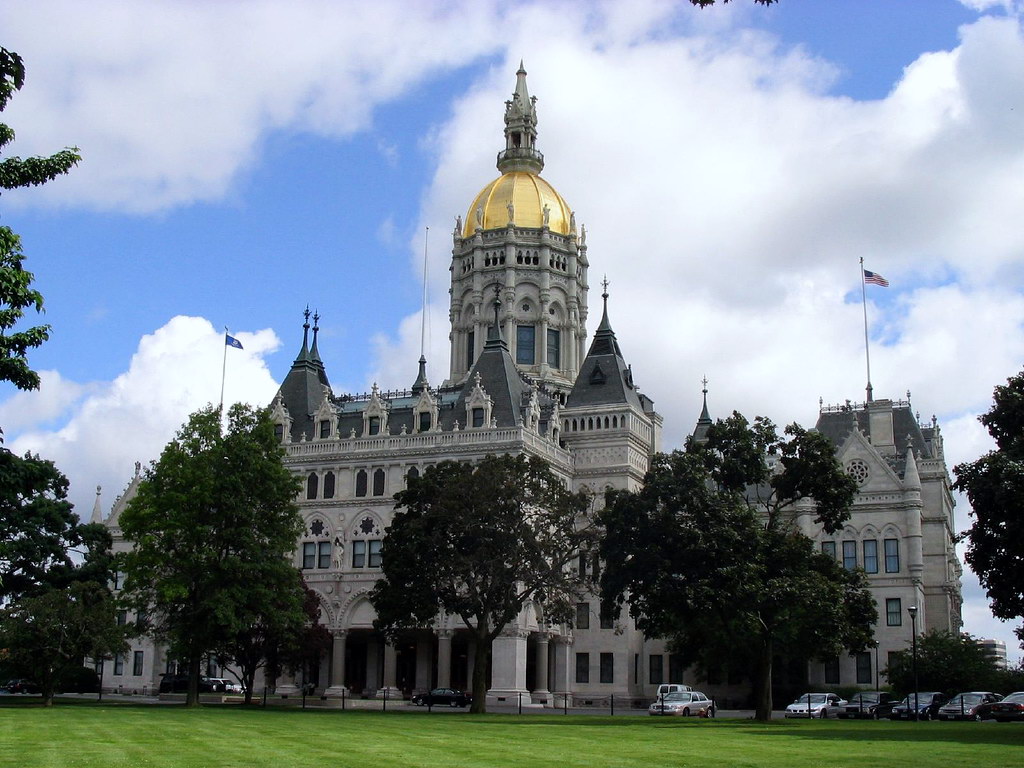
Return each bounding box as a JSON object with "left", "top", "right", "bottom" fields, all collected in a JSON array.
[
  {"left": 693, "top": 377, "right": 713, "bottom": 444},
  {"left": 485, "top": 283, "right": 509, "bottom": 351},
  {"left": 903, "top": 444, "right": 921, "bottom": 489},
  {"left": 310, "top": 310, "right": 322, "bottom": 362},
  {"left": 498, "top": 62, "right": 544, "bottom": 174},
  {"left": 297, "top": 306, "right": 311, "bottom": 363},
  {"left": 90, "top": 485, "right": 103, "bottom": 524},
  {"left": 587, "top": 277, "right": 622, "bottom": 357},
  {"left": 412, "top": 355, "right": 429, "bottom": 394}
]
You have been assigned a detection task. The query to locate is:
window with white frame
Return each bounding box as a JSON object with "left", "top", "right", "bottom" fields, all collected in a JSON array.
[
  {"left": 884, "top": 538, "right": 900, "bottom": 573},
  {"left": 886, "top": 597, "right": 902, "bottom": 626},
  {"left": 863, "top": 539, "right": 879, "bottom": 574}
]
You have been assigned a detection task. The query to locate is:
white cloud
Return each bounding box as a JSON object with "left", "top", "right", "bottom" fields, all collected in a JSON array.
[{"left": 6, "top": 316, "right": 281, "bottom": 518}]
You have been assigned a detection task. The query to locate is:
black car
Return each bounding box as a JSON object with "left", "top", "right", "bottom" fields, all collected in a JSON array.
[
  {"left": 410, "top": 687, "right": 472, "bottom": 707},
  {"left": 4, "top": 679, "right": 40, "bottom": 694},
  {"left": 982, "top": 692, "right": 1024, "bottom": 722},
  {"left": 888, "top": 692, "right": 949, "bottom": 720},
  {"left": 837, "top": 692, "right": 897, "bottom": 719}
]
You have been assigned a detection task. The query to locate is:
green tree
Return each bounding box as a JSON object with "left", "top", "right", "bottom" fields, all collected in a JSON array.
[
  {"left": 119, "top": 404, "right": 302, "bottom": 707},
  {"left": 370, "top": 454, "right": 594, "bottom": 713},
  {"left": 954, "top": 370, "right": 1024, "bottom": 651},
  {"left": 0, "top": 580, "right": 128, "bottom": 706},
  {"left": 883, "top": 630, "right": 1003, "bottom": 697},
  {"left": 599, "top": 413, "right": 875, "bottom": 721},
  {"left": 0, "top": 47, "right": 79, "bottom": 394}
]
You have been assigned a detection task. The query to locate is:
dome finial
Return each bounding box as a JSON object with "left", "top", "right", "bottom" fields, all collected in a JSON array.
[{"left": 498, "top": 64, "right": 543, "bottom": 174}]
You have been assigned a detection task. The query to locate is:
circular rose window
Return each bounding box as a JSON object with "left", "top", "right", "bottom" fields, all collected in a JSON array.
[{"left": 847, "top": 459, "right": 870, "bottom": 486}]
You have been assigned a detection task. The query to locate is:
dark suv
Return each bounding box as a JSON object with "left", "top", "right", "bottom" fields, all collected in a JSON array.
[
  {"left": 889, "top": 692, "right": 949, "bottom": 720},
  {"left": 838, "top": 691, "right": 897, "bottom": 719}
]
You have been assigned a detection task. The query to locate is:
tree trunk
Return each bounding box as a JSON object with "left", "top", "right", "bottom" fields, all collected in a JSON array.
[
  {"left": 469, "top": 630, "right": 491, "bottom": 714},
  {"left": 187, "top": 654, "right": 201, "bottom": 707},
  {"left": 243, "top": 670, "right": 255, "bottom": 705},
  {"left": 753, "top": 633, "right": 773, "bottom": 722}
]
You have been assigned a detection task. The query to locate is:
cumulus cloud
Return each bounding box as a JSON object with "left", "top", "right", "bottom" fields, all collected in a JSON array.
[{"left": 6, "top": 316, "right": 281, "bottom": 518}]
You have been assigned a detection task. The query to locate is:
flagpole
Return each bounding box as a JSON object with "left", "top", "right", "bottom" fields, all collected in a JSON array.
[
  {"left": 420, "top": 226, "right": 429, "bottom": 358},
  {"left": 859, "top": 258, "right": 873, "bottom": 403},
  {"left": 220, "top": 326, "right": 229, "bottom": 417}
]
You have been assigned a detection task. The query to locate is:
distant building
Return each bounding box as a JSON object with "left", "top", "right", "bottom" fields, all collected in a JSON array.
[
  {"left": 100, "top": 66, "right": 962, "bottom": 705},
  {"left": 978, "top": 638, "right": 1008, "bottom": 669}
]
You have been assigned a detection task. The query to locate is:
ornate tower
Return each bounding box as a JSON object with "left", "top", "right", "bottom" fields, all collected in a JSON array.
[{"left": 446, "top": 63, "right": 589, "bottom": 398}]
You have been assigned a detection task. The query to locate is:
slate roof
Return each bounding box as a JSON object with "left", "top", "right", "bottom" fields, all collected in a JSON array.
[
  {"left": 814, "top": 401, "right": 932, "bottom": 479},
  {"left": 277, "top": 321, "right": 331, "bottom": 443},
  {"left": 566, "top": 294, "right": 645, "bottom": 411}
]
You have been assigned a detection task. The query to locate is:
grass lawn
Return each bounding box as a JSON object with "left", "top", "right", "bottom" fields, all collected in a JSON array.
[{"left": 1, "top": 702, "right": 1023, "bottom": 768}]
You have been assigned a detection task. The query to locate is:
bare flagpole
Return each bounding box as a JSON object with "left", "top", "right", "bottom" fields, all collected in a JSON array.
[
  {"left": 859, "top": 257, "right": 873, "bottom": 403},
  {"left": 420, "top": 227, "right": 429, "bottom": 358}
]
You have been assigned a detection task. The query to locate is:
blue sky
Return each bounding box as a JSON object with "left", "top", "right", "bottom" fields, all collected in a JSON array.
[{"left": 2, "top": 0, "right": 1023, "bottom": 661}]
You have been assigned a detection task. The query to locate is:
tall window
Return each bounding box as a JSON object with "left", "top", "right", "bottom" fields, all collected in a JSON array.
[
  {"left": 419, "top": 411, "right": 431, "bottom": 433},
  {"left": 352, "top": 540, "right": 366, "bottom": 568},
  {"left": 855, "top": 651, "right": 872, "bottom": 684},
  {"left": 821, "top": 541, "right": 837, "bottom": 559},
  {"left": 372, "top": 468, "right": 386, "bottom": 496},
  {"left": 546, "top": 328, "right": 560, "bottom": 367},
  {"left": 466, "top": 330, "right": 475, "bottom": 370},
  {"left": 575, "top": 602, "right": 590, "bottom": 630},
  {"left": 319, "top": 420, "right": 331, "bottom": 439},
  {"left": 649, "top": 654, "right": 663, "bottom": 684},
  {"left": 367, "top": 416, "right": 380, "bottom": 436},
  {"left": 884, "top": 539, "right": 900, "bottom": 573},
  {"left": 302, "top": 542, "right": 316, "bottom": 570},
  {"left": 472, "top": 408, "right": 485, "bottom": 428},
  {"left": 669, "top": 654, "right": 684, "bottom": 684},
  {"left": 824, "top": 657, "right": 840, "bottom": 685},
  {"left": 355, "top": 470, "right": 368, "bottom": 497},
  {"left": 516, "top": 325, "right": 536, "bottom": 365},
  {"left": 842, "top": 540, "right": 857, "bottom": 570},
  {"left": 133, "top": 651, "right": 144, "bottom": 676},
  {"left": 575, "top": 653, "right": 590, "bottom": 684},
  {"left": 600, "top": 604, "right": 615, "bottom": 630},
  {"left": 306, "top": 473, "right": 318, "bottom": 500},
  {"left": 600, "top": 653, "right": 614, "bottom": 684},
  {"left": 116, "top": 610, "right": 127, "bottom": 627},
  {"left": 323, "top": 471, "right": 335, "bottom": 499},
  {"left": 114, "top": 654, "right": 124, "bottom": 676},
  {"left": 368, "top": 540, "right": 382, "bottom": 568},
  {"left": 318, "top": 541, "right": 331, "bottom": 569},
  {"left": 886, "top": 598, "right": 902, "bottom": 626},
  {"left": 406, "top": 466, "right": 420, "bottom": 483},
  {"left": 863, "top": 540, "right": 879, "bottom": 574},
  {"left": 274, "top": 424, "right": 284, "bottom": 442}
]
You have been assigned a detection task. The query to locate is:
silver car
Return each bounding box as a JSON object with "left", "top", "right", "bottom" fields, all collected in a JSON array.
[
  {"left": 785, "top": 693, "right": 846, "bottom": 718},
  {"left": 648, "top": 690, "right": 715, "bottom": 717}
]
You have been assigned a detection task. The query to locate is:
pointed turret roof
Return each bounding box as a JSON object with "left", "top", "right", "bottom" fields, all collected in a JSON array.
[
  {"left": 411, "top": 355, "right": 429, "bottom": 395},
  {"left": 566, "top": 282, "right": 644, "bottom": 410},
  {"left": 497, "top": 61, "right": 544, "bottom": 175},
  {"left": 692, "top": 378, "right": 713, "bottom": 444},
  {"left": 276, "top": 307, "right": 331, "bottom": 442}
]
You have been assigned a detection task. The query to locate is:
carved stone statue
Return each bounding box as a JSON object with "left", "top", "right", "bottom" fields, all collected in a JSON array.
[
  {"left": 506, "top": 201, "right": 515, "bottom": 223},
  {"left": 542, "top": 203, "right": 550, "bottom": 227},
  {"left": 455, "top": 214, "right": 462, "bottom": 234}
]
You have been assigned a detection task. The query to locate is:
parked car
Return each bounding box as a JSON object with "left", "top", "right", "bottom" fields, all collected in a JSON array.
[
  {"left": 888, "top": 692, "right": 948, "bottom": 720},
  {"left": 784, "top": 693, "right": 846, "bottom": 718},
  {"left": 4, "top": 679, "right": 39, "bottom": 694},
  {"left": 410, "top": 687, "right": 472, "bottom": 707},
  {"left": 157, "top": 674, "right": 221, "bottom": 694},
  {"left": 837, "top": 691, "right": 897, "bottom": 719},
  {"left": 936, "top": 692, "right": 1002, "bottom": 721},
  {"left": 982, "top": 692, "right": 1024, "bottom": 722},
  {"left": 207, "top": 678, "right": 242, "bottom": 694},
  {"left": 648, "top": 690, "right": 715, "bottom": 717}
]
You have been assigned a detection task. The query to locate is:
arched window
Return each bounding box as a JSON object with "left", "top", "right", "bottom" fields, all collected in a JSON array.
[
  {"left": 355, "top": 470, "right": 368, "bottom": 498},
  {"left": 323, "top": 471, "right": 335, "bottom": 499},
  {"left": 372, "top": 468, "right": 386, "bottom": 496},
  {"left": 306, "top": 473, "right": 318, "bottom": 500},
  {"left": 406, "top": 466, "right": 420, "bottom": 484}
]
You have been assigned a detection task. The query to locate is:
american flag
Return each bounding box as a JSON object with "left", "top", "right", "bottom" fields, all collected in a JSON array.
[{"left": 863, "top": 269, "right": 889, "bottom": 287}]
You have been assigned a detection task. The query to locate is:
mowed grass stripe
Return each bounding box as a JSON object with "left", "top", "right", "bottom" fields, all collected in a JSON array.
[{"left": 1, "top": 704, "right": 1022, "bottom": 768}]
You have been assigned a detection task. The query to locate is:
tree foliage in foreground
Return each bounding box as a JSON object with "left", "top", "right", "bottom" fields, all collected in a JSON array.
[
  {"left": 0, "top": 580, "right": 128, "bottom": 706},
  {"left": 884, "top": 630, "right": 1010, "bottom": 696},
  {"left": 371, "top": 454, "right": 594, "bottom": 713},
  {"left": 954, "top": 369, "right": 1024, "bottom": 651},
  {"left": 0, "top": 47, "right": 80, "bottom": 394},
  {"left": 119, "top": 404, "right": 303, "bottom": 706},
  {"left": 600, "top": 413, "right": 874, "bottom": 721}
]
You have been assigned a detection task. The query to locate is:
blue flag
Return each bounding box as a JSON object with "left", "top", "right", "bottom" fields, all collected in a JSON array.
[{"left": 225, "top": 334, "right": 243, "bottom": 350}]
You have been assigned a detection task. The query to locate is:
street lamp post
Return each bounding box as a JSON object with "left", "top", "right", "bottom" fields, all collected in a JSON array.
[{"left": 907, "top": 604, "right": 919, "bottom": 721}]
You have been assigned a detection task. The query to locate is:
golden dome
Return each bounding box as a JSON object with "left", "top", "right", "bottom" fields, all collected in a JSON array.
[{"left": 464, "top": 171, "right": 572, "bottom": 237}]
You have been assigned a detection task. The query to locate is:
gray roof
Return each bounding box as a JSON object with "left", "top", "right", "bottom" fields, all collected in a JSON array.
[
  {"left": 566, "top": 296, "right": 644, "bottom": 411},
  {"left": 814, "top": 402, "right": 932, "bottom": 479},
  {"left": 277, "top": 322, "right": 330, "bottom": 442}
]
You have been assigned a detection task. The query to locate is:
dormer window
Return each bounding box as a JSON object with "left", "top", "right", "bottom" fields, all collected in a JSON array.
[
  {"left": 319, "top": 420, "right": 331, "bottom": 439},
  {"left": 368, "top": 416, "right": 380, "bottom": 436},
  {"left": 472, "top": 408, "right": 485, "bottom": 428},
  {"left": 274, "top": 424, "right": 284, "bottom": 442},
  {"left": 419, "top": 411, "right": 431, "bottom": 433}
]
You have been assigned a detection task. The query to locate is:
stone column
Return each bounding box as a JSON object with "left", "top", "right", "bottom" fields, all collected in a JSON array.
[
  {"left": 325, "top": 630, "right": 347, "bottom": 696},
  {"left": 551, "top": 635, "right": 573, "bottom": 708},
  {"left": 488, "top": 629, "right": 531, "bottom": 705},
  {"left": 437, "top": 630, "right": 453, "bottom": 689},
  {"left": 378, "top": 641, "right": 400, "bottom": 698},
  {"left": 533, "top": 632, "right": 551, "bottom": 705}
]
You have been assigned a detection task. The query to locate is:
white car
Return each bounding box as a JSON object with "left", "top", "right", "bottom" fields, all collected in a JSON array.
[
  {"left": 208, "top": 678, "right": 243, "bottom": 694},
  {"left": 784, "top": 693, "right": 846, "bottom": 718},
  {"left": 648, "top": 690, "right": 715, "bottom": 717}
]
